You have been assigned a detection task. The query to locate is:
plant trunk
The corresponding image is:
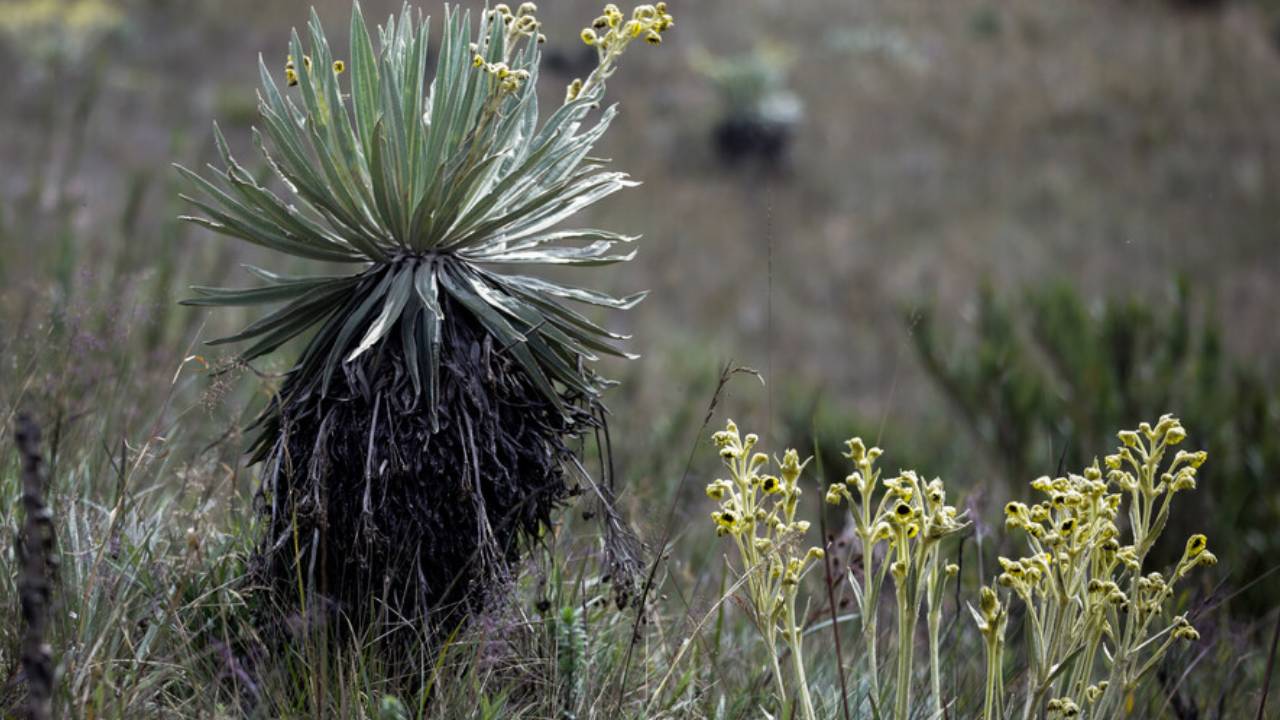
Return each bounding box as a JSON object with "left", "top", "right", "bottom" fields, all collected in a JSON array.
[{"left": 246, "top": 298, "right": 630, "bottom": 646}]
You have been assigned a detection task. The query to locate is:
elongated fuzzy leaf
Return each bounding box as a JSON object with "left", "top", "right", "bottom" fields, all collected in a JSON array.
[
  {"left": 477, "top": 241, "right": 637, "bottom": 267},
  {"left": 346, "top": 266, "right": 413, "bottom": 362},
  {"left": 489, "top": 274, "right": 645, "bottom": 310},
  {"left": 320, "top": 269, "right": 395, "bottom": 396},
  {"left": 205, "top": 278, "right": 356, "bottom": 347},
  {"left": 183, "top": 279, "right": 330, "bottom": 307},
  {"left": 350, "top": 2, "right": 381, "bottom": 158}
]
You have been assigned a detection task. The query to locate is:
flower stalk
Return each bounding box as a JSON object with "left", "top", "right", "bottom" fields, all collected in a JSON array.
[
  {"left": 708, "top": 421, "right": 823, "bottom": 720},
  {"left": 980, "top": 415, "right": 1216, "bottom": 719},
  {"left": 826, "top": 440, "right": 969, "bottom": 719}
]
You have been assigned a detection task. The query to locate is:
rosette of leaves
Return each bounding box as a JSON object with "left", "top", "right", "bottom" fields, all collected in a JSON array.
[{"left": 176, "top": 2, "right": 648, "bottom": 634}]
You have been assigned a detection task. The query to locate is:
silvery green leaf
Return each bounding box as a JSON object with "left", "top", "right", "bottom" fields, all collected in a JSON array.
[{"left": 346, "top": 265, "right": 414, "bottom": 362}]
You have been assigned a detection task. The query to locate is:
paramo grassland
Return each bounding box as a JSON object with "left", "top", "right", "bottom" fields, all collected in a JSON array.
[{"left": 1, "top": 0, "right": 1278, "bottom": 718}]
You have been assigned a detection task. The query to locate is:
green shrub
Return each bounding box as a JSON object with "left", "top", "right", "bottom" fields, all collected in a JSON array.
[{"left": 911, "top": 277, "right": 1280, "bottom": 612}]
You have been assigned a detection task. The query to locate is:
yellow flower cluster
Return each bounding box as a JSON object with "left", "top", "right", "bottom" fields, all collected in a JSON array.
[
  {"left": 707, "top": 420, "right": 821, "bottom": 720},
  {"left": 825, "top": 437, "right": 968, "bottom": 719},
  {"left": 470, "top": 3, "right": 541, "bottom": 94},
  {"left": 472, "top": 54, "right": 532, "bottom": 93},
  {"left": 1046, "top": 696, "right": 1081, "bottom": 718},
  {"left": 567, "top": 3, "right": 674, "bottom": 102},
  {"left": 982, "top": 415, "right": 1217, "bottom": 718},
  {"left": 581, "top": 2, "right": 673, "bottom": 49},
  {"left": 997, "top": 417, "right": 1215, "bottom": 612},
  {"left": 284, "top": 54, "right": 344, "bottom": 88},
  {"left": 707, "top": 421, "right": 823, "bottom": 586},
  {"left": 490, "top": 2, "right": 544, "bottom": 41}
]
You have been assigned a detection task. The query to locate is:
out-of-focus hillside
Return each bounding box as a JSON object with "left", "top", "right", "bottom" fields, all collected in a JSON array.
[
  {"left": 2, "top": 0, "right": 1278, "bottom": 439},
  {"left": 2, "top": 4, "right": 1279, "bottom": 716}
]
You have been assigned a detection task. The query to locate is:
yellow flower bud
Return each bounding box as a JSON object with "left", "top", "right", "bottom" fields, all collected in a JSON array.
[
  {"left": 332, "top": 60, "right": 345, "bottom": 74},
  {"left": 565, "top": 77, "right": 583, "bottom": 102},
  {"left": 1184, "top": 533, "right": 1207, "bottom": 559},
  {"left": 645, "top": 29, "right": 662, "bottom": 45},
  {"left": 979, "top": 586, "right": 1001, "bottom": 617},
  {"left": 580, "top": 28, "right": 599, "bottom": 45}
]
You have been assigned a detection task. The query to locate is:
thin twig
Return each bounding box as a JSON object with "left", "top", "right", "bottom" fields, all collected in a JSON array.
[
  {"left": 615, "top": 362, "right": 761, "bottom": 710},
  {"left": 811, "top": 431, "right": 852, "bottom": 720},
  {"left": 1258, "top": 607, "right": 1280, "bottom": 720}
]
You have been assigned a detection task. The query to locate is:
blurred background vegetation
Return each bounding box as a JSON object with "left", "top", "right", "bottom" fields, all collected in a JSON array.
[{"left": 2, "top": 0, "right": 1279, "bottom": 714}]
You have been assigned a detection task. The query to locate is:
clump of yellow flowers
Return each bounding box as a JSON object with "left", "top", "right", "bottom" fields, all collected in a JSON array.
[
  {"left": 825, "top": 437, "right": 969, "bottom": 720},
  {"left": 707, "top": 420, "right": 823, "bottom": 720},
  {"left": 470, "top": 3, "right": 542, "bottom": 94},
  {"left": 284, "top": 54, "right": 345, "bottom": 88},
  {"left": 980, "top": 415, "right": 1216, "bottom": 720},
  {"left": 568, "top": 3, "right": 674, "bottom": 102}
]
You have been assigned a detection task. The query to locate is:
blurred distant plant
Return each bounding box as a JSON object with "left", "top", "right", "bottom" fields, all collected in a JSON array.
[
  {"left": 0, "top": 0, "right": 123, "bottom": 65},
  {"left": 911, "top": 278, "right": 1280, "bottom": 612},
  {"left": 691, "top": 44, "right": 802, "bottom": 168},
  {"left": 981, "top": 415, "right": 1218, "bottom": 720},
  {"left": 177, "top": 1, "right": 673, "bottom": 637}
]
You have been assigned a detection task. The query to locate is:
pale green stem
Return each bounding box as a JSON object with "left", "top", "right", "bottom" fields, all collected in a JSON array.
[
  {"left": 861, "top": 532, "right": 881, "bottom": 704},
  {"left": 982, "top": 635, "right": 1003, "bottom": 720},
  {"left": 786, "top": 599, "right": 817, "bottom": 720},
  {"left": 894, "top": 579, "right": 917, "bottom": 720},
  {"left": 927, "top": 598, "right": 944, "bottom": 717}
]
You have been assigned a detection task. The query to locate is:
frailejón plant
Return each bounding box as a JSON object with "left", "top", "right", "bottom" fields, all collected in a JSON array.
[{"left": 177, "top": 1, "right": 674, "bottom": 633}]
